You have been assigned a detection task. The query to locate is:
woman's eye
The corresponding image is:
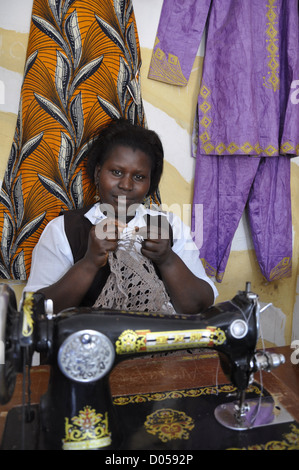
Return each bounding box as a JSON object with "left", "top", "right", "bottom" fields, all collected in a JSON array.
[
  {"left": 111, "top": 169, "right": 122, "bottom": 176},
  {"left": 134, "top": 174, "right": 144, "bottom": 181}
]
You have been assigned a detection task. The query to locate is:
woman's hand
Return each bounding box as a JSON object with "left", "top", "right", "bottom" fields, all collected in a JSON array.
[
  {"left": 37, "top": 218, "right": 125, "bottom": 314},
  {"left": 84, "top": 218, "right": 125, "bottom": 269},
  {"left": 140, "top": 222, "right": 173, "bottom": 266}
]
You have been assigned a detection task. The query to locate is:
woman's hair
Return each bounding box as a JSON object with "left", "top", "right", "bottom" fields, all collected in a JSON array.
[{"left": 86, "top": 118, "right": 164, "bottom": 197}]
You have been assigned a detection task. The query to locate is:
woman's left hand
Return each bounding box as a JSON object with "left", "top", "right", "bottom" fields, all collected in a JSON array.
[{"left": 140, "top": 218, "right": 173, "bottom": 266}]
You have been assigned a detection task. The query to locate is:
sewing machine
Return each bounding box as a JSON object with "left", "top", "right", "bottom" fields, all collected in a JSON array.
[{"left": 0, "top": 282, "right": 287, "bottom": 450}]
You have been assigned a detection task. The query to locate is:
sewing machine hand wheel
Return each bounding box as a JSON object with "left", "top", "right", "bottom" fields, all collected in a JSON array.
[{"left": 0, "top": 284, "right": 20, "bottom": 405}]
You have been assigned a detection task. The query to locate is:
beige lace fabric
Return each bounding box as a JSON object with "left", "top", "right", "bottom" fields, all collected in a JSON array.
[{"left": 93, "top": 233, "right": 176, "bottom": 314}]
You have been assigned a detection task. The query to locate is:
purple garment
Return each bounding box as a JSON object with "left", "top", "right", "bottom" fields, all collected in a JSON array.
[
  {"left": 149, "top": 0, "right": 299, "bottom": 156},
  {"left": 191, "top": 155, "right": 292, "bottom": 282},
  {"left": 149, "top": 0, "right": 297, "bottom": 281}
]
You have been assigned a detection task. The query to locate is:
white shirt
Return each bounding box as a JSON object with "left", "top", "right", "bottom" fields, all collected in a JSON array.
[{"left": 25, "top": 203, "right": 218, "bottom": 300}]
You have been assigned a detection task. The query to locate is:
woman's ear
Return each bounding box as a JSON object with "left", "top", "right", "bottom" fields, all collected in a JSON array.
[
  {"left": 94, "top": 165, "right": 101, "bottom": 202},
  {"left": 94, "top": 165, "right": 101, "bottom": 185}
]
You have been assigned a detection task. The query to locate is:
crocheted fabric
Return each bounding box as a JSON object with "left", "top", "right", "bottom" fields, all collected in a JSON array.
[{"left": 93, "top": 233, "right": 175, "bottom": 314}]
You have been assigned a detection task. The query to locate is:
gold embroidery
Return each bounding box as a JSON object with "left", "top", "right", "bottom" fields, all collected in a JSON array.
[
  {"left": 241, "top": 142, "right": 254, "bottom": 154},
  {"left": 203, "top": 142, "right": 215, "bottom": 153},
  {"left": 199, "top": 82, "right": 213, "bottom": 153},
  {"left": 199, "top": 131, "right": 210, "bottom": 144},
  {"left": 264, "top": 144, "right": 277, "bottom": 156},
  {"left": 148, "top": 37, "right": 188, "bottom": 86},
  {"left": 196, "top": 23, "right": 297, "bottom": 157},
  {"left": 199, "top": 101, "right": 211, "bottom": 114},
  {"left": 200, "top": 116, "right": 212, "bottom": 129},
  {"left": 269, "top": 257, "right": 292, "bottom": 281},
  {"left": 200, "top": 85, "right": 210, "bottom": 99},
  {"left": 199, "top": 141, "right": 298, "bottom": 156},
  {"left": 227, "top": 143, "right": 239, "bottom": 155},
  {"left": 215, "top": 143, "right": 226, "bottom": 155},
  {"left": 202, "top": 256, "right": 292, "bottom": 283},
  {"left": 197, "top": 82, "right": 298, "bottom": 156},
  {"left": 201, "top": 258, "right": 224, "bottom": 283},
  {"left": 254, "top": 143, "right": 264, "bottom": 155},
  {"left": 281, "top": 142, "right": 295, "bottom": 153},
  {"left": 263, "top": 0, "right": 280, "bottom": 92}
]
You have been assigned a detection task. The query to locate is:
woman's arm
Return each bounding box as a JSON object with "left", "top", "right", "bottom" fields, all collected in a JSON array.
[
  {"left": 25, "top": 217, "right": 120, "bottom": 314},
  {"left": 140, "top": 215, "right": 216, "bottom": 314},
  {"left": 37, "top": 254, "right": 98, "bottom": 314},
  {"left": 39, "top": 223, "right": 122, "bottom": 313}
]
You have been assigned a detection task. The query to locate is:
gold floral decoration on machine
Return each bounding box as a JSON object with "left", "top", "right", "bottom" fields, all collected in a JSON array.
[
  {"left": 62, "top": 405, "right": 111, "bottom": 450},
  {"left": 144, "top": 408, "right": 195, "bottom": 443},
  {"left": 115, "top": 327, "right": 226, "bottom": 355}
]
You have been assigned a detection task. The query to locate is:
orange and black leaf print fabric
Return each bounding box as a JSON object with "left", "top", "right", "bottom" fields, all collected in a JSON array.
[{"left": 0, "top": 0, "right": 145, "bottom": 280}]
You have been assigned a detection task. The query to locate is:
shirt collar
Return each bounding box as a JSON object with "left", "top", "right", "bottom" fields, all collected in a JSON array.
[{"left": 84, "top": 202, "right": 153, "bottom": 228}]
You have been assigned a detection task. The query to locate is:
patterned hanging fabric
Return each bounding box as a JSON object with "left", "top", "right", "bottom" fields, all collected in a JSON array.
[{"left": 0, "top": 0, "right": 145, "bottom": 280}]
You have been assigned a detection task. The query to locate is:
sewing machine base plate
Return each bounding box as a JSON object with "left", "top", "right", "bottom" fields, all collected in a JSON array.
[
  {"left": 214, "top": 396, "right": 294, "bottom": 431},
  {"left": 1, "top": 383, "right": 298, "bottom": 450}
]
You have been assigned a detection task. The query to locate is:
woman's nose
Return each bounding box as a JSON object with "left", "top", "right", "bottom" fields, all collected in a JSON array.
[{"left": 118, "top": 175, "right": 133, "bottom": 191}]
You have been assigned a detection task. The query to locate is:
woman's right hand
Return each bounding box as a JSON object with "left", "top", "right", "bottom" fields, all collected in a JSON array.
[
  {"left": 36, "top": 218, "right": 126, "bottom": 314},
  {"left": 84, "top": 219, "right": 124, "bottom": 269}
]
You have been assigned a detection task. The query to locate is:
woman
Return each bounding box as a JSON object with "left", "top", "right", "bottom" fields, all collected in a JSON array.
[{"left": 24, "top": 119, "right": 217, "bottom": 314}]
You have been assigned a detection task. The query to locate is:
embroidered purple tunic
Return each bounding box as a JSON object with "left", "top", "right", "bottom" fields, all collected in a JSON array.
[
  {"left": 149, "top": 0, "right": 299, "bottom": 157},
  {"left": 148, "top": 0, "right": 298, "bottom": 282}
]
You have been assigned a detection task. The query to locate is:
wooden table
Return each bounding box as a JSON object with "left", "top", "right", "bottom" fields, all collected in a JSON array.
[{"left": 1, "top": 346, "right": 298, "bottom": 448}]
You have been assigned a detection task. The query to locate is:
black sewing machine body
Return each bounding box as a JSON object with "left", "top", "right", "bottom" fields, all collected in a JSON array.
[{"left": 0, "top": 283, "right": 286, "bottom": 450}]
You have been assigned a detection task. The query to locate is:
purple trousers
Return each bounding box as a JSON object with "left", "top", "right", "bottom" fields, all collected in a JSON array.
[{"left": 191, "top": 154, "right": 292, "bottom": 282}]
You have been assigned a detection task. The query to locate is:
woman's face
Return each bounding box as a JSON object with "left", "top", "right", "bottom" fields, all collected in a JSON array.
[{"left": 94, "top": 145, "right": 152, "bottom": 220}]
